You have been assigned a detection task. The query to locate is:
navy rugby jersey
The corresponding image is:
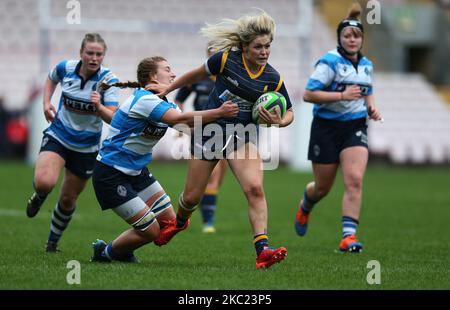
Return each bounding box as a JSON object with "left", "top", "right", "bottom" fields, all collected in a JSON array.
[
  {"left": 204, "top": 50, "right": 292, "bottom": 126},
  {"left": 46, "top": 60, "right": 119, "bottom": 152},
  {"left": 175, "top": 77, "right": 215, "bottom": 111}
]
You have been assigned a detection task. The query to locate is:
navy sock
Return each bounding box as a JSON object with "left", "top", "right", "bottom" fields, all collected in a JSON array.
[
  {"left": 176, "top": 210, "right": 188, "bottom": 228},
  {"left": 254, "top": 234, "right": 269, "bottom": 256},
  {"left": 104, "top": 242, "right": 118, "bottom": 261},
  {"left": 48, "top": 203, "right": 75, "bottom": 244},
  {"left": 200, "top": 194, "right": 217, "bottom": 225},
  {"left": 301, "top": 190, "right": 317, "bottom": 214},
  {"left": 342, "top": 216, "right": 359, "bottom": 238}
]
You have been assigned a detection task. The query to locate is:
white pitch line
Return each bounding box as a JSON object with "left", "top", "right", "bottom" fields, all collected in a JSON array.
[{"left": 0, "top": 208, "right": 82, "bottom": 220}]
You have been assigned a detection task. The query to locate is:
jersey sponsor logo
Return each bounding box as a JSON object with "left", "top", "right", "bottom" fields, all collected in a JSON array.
[
  {"left": 142, "top": 122, "right": 168, "bottom": 139},
  {"left": 336, "top": 83, "right": 370, "bottom": 96},
  {"left": 358, "top": 85, "right": 370, "bottom": 95},
  {"left": 218, "top": 90, "right": 253, "bottom": 112},
  {"left": 63, "top": 94, "right": 97, "bottom": 114},
  {"left": 226, "top": 76, "right": 239, "bottom": 87}
]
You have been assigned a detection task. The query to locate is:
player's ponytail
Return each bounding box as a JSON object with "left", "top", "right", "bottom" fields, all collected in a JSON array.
[
  {"left": 100, "top": 81, "right": 141, "bottom": 90},
  {"left": 99, "top": 56, "right": 167, "bottom": 90},
  {"left": 347, "top": 2, "right": 362, "bottom": 20}
]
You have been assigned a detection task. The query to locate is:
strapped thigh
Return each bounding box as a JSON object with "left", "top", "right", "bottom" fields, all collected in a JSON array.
[
  {"left": 112, "top": 197, "right": 156, "bottom": 231},
  {"left": 138, "top": 180, "right": 173, "bottom": 216}
]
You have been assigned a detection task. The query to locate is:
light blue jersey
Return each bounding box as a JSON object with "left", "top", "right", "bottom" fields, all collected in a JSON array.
[
  {"left": 97, "top": 89, "right": 177, "bottom": 176},
  {"left": 306, "top": 49, "right": 373, "bottom": 121},
  {"left": 45, "top": 60, "right": 119, "bottom": 152}
]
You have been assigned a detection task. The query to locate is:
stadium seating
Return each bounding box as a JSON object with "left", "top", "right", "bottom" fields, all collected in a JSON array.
[{"left": 369, "top": 73, "right": 450, "bottom": 163}]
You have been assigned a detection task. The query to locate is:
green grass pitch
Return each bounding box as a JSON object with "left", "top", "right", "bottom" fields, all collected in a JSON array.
[{"left": 0, "top": 161, "right": 449, "bottom": 289}]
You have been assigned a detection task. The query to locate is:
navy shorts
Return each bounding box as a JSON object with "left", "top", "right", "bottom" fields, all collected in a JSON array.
[
  {"left": 39, "top": 133, "right": 97, "bottom": 179},
  {"left": 190, "top": 125, "right": 258, "bottom": 161},
  {"left": 308, "top": 117, "right": 368, "bottom": 164},
  {"left": 92, "top": 161, "right": 156, "bottom": 210}
]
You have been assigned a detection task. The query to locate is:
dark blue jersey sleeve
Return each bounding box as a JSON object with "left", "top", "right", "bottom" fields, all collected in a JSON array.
[
  {"left": 174, "top": 86, "right": 192, "bottom": 103},
  {"left": 278, "top": 83, "right": 292, "bottom": 110},
  {"left": 206, "top": 51, "right": 225, "bottom": 76}
]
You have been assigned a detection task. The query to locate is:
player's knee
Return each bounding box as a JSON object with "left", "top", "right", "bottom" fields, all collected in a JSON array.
[
  {"left": 344, "top": 173, "right": 364, "bottom": 193},
  {"left": 243, "top": 183, "right": 264, "bottom": 200},
  {"left": 59, "top": 193, "right": 77, "bottom": 210},
  {"left": 314, "top": 186, "right": 331, "bottom": 199},
  {"left": 34, "top": 175, "right": 56, "bottom": 194},
  {"left": 178, "top": 192, "right": 201, "bottom": 212},
  {"left": 182, "top": 191, "right": 201, "bottom": 208}
]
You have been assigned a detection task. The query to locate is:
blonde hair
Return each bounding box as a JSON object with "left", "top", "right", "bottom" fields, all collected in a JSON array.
[
  {"left": 81, "top": 33, "right": 107, "bottom": 52},
  {"left": 101, "top": 56, "right": 166, "bottom": 90},
  {"left": 200, "top": 10, "right": 276, "bottom": 52}
]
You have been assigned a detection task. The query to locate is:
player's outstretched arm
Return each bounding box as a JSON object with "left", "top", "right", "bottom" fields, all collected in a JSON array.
[
  {"left": 161, "top": 101, "right": 238, "bottom": 127},
  {"left": 146, "top": 65, "right": 208, "bottom": 97}
]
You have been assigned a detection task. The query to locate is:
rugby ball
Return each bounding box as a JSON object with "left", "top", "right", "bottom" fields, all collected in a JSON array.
[{"left": 252, "top": 91, "right": 287, "bottom": 123}]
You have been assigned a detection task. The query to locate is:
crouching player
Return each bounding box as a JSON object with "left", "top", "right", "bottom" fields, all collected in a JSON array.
[{"left": 90, "top": 56, "right": 238, "bottom": 262}]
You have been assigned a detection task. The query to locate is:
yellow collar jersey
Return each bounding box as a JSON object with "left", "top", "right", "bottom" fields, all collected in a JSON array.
[{"left": 205, "top": 50, "right": 292, "bottom": 126}]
